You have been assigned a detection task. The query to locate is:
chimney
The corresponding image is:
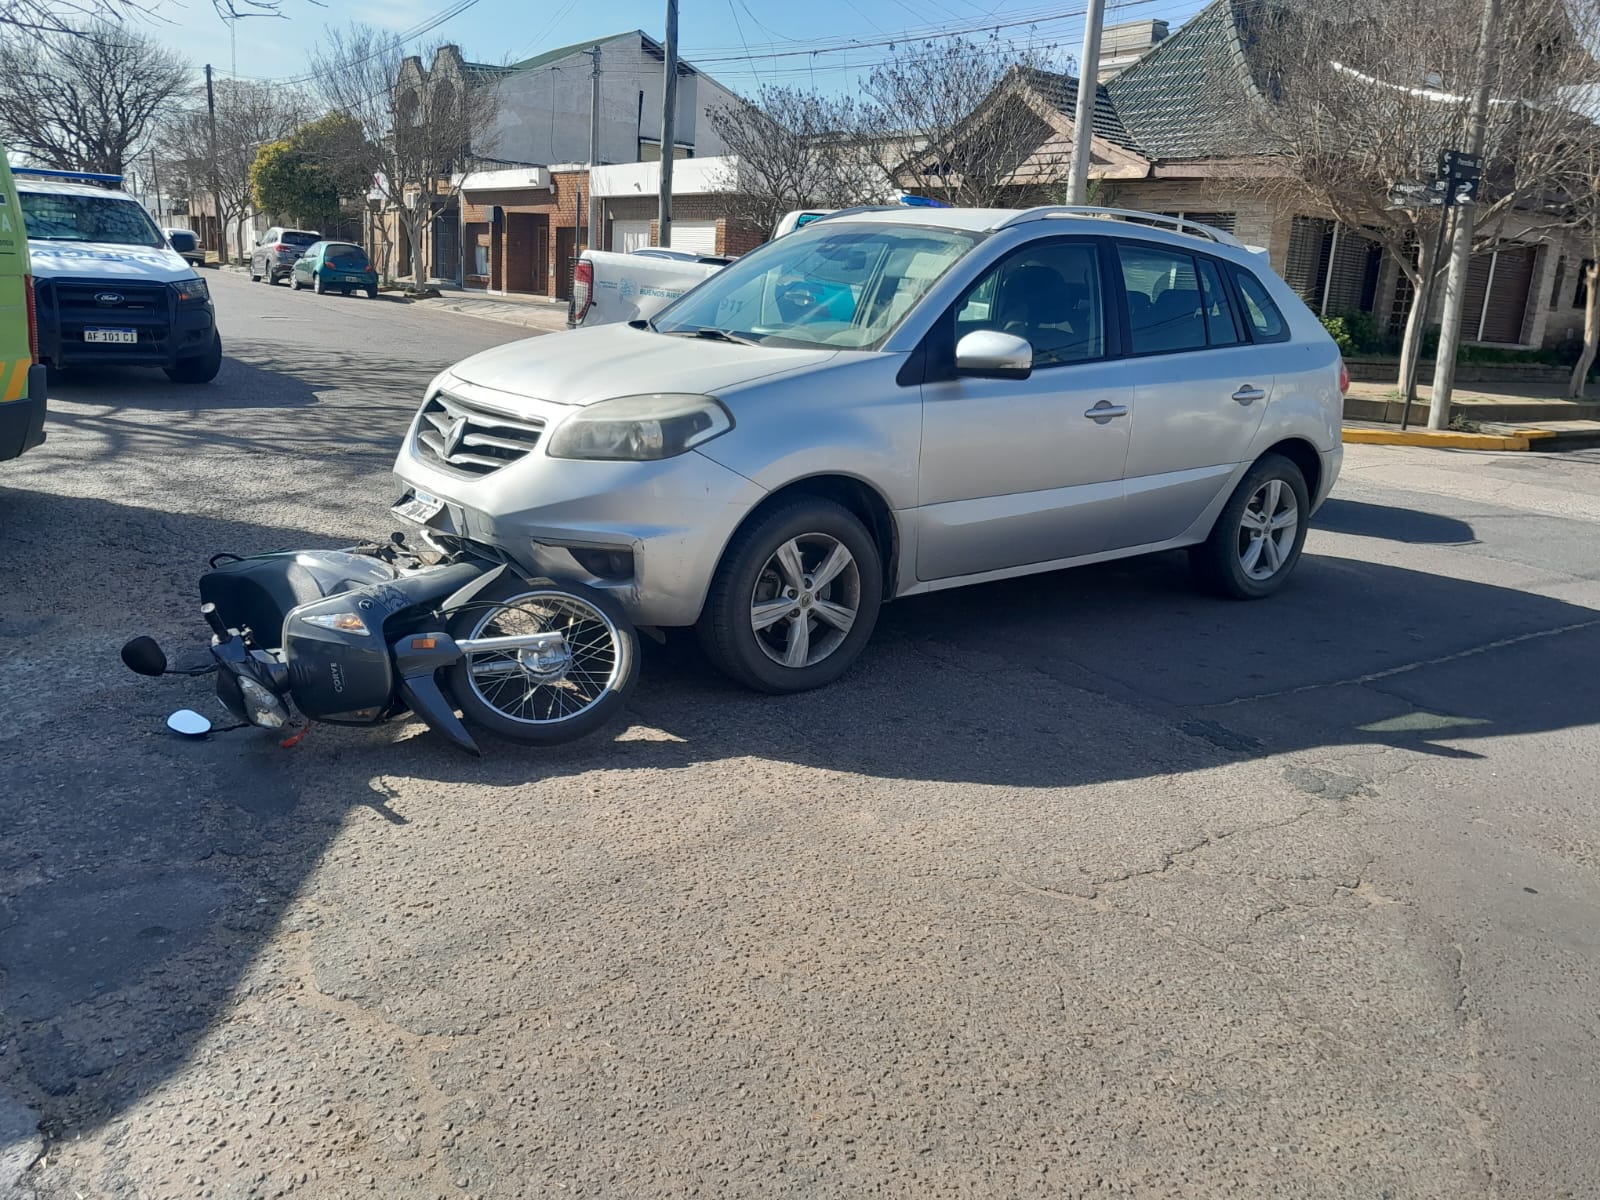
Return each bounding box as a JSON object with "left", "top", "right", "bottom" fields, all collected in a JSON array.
[{"left": 1097, "top": 19, "right": 1169, "bottom": 82}]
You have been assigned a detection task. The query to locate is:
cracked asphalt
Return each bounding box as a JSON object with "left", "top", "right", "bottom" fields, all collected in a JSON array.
[{"left": 3, "top": 269, "right": 1600, "bottom": 1198}]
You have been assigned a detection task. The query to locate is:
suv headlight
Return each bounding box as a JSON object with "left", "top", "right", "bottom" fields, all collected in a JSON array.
[
  {"left": 174, "top": 277, "right": 209, "bottom": 303},
  {"left": 546, "top": 394, "right": 733, "bottom": 461}
]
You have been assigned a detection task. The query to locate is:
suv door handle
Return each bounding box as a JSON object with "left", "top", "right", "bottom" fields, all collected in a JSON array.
[
  {"left": 1084, "top": 401, "right": 1129, "bottom": 422},
  {"left": 1232, "top": 385, "right": 1267, "bottom": 404}
]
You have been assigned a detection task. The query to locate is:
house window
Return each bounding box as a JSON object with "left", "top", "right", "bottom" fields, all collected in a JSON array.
[
  {"left": 1157, "top": 210, "right": 1237, "bottom": 234},
  {"left": 1285, "top": 215, "right": 1381, "bottom": 316},
  {"left": 475, "top": 242, "right": 489, "bottom": 276}
]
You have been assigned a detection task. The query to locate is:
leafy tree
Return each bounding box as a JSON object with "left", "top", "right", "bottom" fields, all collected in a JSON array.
[
  {"left": 287, "top": 110, "right": 376, "bottom": 204},
  {"left": 251, "top": 140, "right": 338, "bottom": 225}
]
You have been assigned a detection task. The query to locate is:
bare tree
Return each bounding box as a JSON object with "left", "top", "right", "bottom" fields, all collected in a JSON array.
[
  {"left": 1249, "top": 0, "right": 1594, "bottom": 396},
  {"left": 706, "top": 86, "right": 885, "bottom": 235},
  {"left": 309, "top": 26, "right": 500, "bottom": 288},
  {"left": 1, "top": 0, "right": 279, "bottom": 36},
  {"left": 856, "top": 37, "right": 1071, "bottom": 208},
  {"left": 158, "top": 79, "right": 306, "bottom": 263},
  {"left": 0, "top": 20, "right": 188, "bottom": 176}
]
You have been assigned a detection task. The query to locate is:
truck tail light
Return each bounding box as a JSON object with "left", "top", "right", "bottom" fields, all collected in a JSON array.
[
  {"left": 23, "top": 274, "right": 38, "bottom": 362},
  {"left": 571, "top": 259, "right": 593, "bottom": 323}
]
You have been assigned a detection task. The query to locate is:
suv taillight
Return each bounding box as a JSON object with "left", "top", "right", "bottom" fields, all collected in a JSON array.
[
  {"left": 274, "top": 243, "right": 291, "bottom": 253},
  {"left": 1338, "top": 358, "right": 1350, "bottom": 395},
  {"left": 571, "top": 260, "right": 593, "bottom": 323},
  {"left": 23, "top": 274, "right": 38, "bottom": 362}
]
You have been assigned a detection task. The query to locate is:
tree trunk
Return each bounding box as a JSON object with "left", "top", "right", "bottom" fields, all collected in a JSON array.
[
  {"left": 1394, "top": 233, "right": 1435, "bottom": 411},
  {"left": 404, "top": 206, "right": 427, "bottom": 287},
  {"left": 1571, "top": 261, "right": 1599, "bottom": 399}
]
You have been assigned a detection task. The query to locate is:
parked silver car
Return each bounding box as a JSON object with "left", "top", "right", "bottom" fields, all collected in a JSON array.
[
  {"left": 394, "top": 207, "right": 1345, "bottom": 694},
  {"left": 249, "top": 226, "right": 319, "bottom": 285}
]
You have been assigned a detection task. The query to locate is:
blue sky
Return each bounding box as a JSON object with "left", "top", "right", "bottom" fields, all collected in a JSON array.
[{"left": 173, "top": 0, "right": 1210, "bottom": 98}]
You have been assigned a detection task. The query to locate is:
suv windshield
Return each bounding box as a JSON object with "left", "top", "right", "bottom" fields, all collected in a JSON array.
[
  {"left": 20, "top": 192, "right": 165, "bottom": 247},
  {"left": 653, "top": 222, "right": 981, "bottom": 350}
]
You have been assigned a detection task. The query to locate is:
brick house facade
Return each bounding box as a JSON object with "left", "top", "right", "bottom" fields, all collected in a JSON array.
[{"left": 457, "top": 167, "right": 588, "bottom": 299}]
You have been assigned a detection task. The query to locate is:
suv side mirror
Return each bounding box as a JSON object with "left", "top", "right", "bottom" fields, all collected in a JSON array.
[{"left": 956, "top": 330, "right": 1032, "bottom": 381}]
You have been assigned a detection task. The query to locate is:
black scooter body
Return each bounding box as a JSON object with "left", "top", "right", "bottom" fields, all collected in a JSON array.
[{"left": 280, "top": 560, "right": 486, "bottom": 722}]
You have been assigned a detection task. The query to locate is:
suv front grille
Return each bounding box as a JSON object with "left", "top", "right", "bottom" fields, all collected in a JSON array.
[{"left": 416, "top": 390, "right": 545, "bottom": 476}]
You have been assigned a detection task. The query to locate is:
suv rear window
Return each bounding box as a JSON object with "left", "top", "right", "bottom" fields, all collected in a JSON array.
[
  {"left": 282, "top": 231, "right": 319, "bottom": 247},
  {"left": 1232, "top": 269, "right": 1290, "bottom": 343},
  {"left": 167, "top": 230, "right": 197, "bottom": 251}
]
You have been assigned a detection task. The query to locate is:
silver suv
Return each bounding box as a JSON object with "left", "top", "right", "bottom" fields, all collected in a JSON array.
[{"left": 394, "top": 207, "right": 1344, "bottom": 694}]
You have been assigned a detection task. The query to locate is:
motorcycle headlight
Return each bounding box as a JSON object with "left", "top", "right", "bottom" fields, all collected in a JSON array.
[
  {"left": 174, "top": 277, "right": 209, "bottom": 303},
  {"left": 545, "top": 394, "right": 733, "bottom": 462},
  {"left": 237, "top": 675, "right": 289, "bottom": 729}
]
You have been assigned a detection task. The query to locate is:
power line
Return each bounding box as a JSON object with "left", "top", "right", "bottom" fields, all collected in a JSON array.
[{"left": 229, "top": 0, "right": 486, "bottom": 86}]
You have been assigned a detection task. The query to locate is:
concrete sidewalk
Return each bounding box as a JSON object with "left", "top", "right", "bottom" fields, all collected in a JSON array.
[{"left": 416, "top": 290, "right": 570, "bottom": 334}]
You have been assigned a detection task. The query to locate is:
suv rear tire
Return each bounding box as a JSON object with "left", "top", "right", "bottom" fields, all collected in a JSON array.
[
  {"left": 1190, "top": 453, "right": 1310, "bottom": 599},
  {"left": 697, "top": 498, "right": 883, "bottom": 694},
  {"left": 165, "top": 331, "right": 223, "bottom": 385}
]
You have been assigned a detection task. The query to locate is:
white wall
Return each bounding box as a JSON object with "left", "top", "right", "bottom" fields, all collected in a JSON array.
[{"left": 486, "top": 34, "right": 734, "bottom": 167}]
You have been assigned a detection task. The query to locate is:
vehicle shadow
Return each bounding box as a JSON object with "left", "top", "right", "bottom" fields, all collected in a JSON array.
[
  {"left": 1312, "top": 497, "right": 1478, "bottom": 545},
  {"left": 1, "top": 491, "right": 1597, "bottom": 1141},
  {"left": 39, "top": 343, "right": 471, "bottom": 479}
]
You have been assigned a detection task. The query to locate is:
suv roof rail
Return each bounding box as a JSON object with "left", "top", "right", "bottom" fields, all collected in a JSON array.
[
  {"left": 12, "top": 167, "right": 125, "bottom": 188},
  {"left": 995, "top": 206, "right": 1245, "bottom": 247}
]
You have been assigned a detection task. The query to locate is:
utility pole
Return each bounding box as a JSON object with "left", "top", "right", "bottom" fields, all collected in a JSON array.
[
  {"left": 1065, "top": 0, "right": 1108, "bottom": 205},
  {"left": 148, "top": 146, "right": 162, "bottom": 224},
  {"left": 1426, "top": 0, "right": 1502, "bottom": 430},
  {"left": 586, "top": 45, "right": 601, "bottom": 251},
  {"left": 658, "top": 0, "right": 679, "bottom": 247},
  {"left": 205, "top": 64, "right": 224, "bottom": 264}
]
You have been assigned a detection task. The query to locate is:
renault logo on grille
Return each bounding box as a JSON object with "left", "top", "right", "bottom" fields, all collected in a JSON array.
[
  {"left": 94, "top": 291, "right": 124, "bottom": 306},
  {"left": 442, "top": 415, "right": 469, "bottom": 457}
]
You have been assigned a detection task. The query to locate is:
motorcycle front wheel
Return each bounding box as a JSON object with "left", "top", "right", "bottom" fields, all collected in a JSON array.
[{"left": 443, "top": 575, "right": 638, "bottom": 746}]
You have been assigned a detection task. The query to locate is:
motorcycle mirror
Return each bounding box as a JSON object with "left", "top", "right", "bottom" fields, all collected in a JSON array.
[
  {"left": 121, "top": 635, "right": 168, "bottom": 677},
  {"left": 166, "top": 709, "right": 213, "bottom": 738}
]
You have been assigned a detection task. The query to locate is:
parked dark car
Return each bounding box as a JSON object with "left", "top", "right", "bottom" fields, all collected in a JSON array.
[
  {"left": 290, "top": 241, "right": 379, "bottom": 298},
  {"left": 249, "top": 227, "right": 320, "bottom": 285},
  {"left": 164, "top": 228, "right": 205, "bottom": 268}
]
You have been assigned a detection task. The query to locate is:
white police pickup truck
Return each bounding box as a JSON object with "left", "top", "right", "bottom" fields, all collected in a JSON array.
[
  {"left": 567, "top": 197, "right": 955, "bottom": 330},
  {"left": 16, "top": 168, "right": 222, "bottom": 383}
]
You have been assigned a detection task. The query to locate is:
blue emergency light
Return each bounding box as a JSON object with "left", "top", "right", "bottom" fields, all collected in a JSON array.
[{"left": 898, "top": 195, "right": 951, "bottom": 208}]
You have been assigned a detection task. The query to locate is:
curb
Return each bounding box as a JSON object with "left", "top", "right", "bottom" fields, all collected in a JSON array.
[{"left": 1341, "top": 426, "right": 1556, "bottom": 452}]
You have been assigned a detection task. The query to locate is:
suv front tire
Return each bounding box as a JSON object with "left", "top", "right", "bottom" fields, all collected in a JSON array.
[{"left": 698, "top": 498, "right": 883, "bottom": 694}]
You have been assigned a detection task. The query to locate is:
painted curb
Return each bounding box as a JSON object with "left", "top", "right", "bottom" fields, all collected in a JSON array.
[{"left": 1341, "top": 427, "right": 1548, "bottom": 451}]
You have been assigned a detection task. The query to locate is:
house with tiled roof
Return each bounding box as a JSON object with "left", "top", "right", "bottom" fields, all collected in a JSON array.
[{"left": 932, "top": 0, "right": 1583, "bottom": 355}]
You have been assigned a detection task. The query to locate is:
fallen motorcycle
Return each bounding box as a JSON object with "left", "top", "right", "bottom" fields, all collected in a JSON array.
[{"left": 121, "top": 534, "right": 638, "bottom": 755}]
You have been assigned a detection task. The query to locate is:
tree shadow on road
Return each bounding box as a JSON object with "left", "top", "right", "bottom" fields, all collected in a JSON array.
[{"left": 0, "top": 491, "right": 1597, "bottom": 1143}]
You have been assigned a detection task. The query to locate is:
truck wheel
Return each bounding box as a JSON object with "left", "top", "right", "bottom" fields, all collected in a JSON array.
[{"left": 164, "top": 332, "right": 224, "bottom": 384}]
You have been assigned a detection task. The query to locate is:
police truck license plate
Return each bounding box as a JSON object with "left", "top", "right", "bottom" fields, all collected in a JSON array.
[
  {"left": 392, "top": 490, "right": 444, "bottom": 524},
  {"left": 85, "top": 329, "right": 137, "bottom": 344}
]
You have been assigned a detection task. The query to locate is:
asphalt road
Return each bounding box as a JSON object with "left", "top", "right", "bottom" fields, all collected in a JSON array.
[{"left": 3, "top": 268, "right": 1600, "bottom": 1199}]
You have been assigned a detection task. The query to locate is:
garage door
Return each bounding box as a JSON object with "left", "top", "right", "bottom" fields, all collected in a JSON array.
[
  {"left": 612, "top": 219, "right": 651, "bottom": 253},
  {"left": 668, "top": 220, "right": 718, "bottom": 256}
]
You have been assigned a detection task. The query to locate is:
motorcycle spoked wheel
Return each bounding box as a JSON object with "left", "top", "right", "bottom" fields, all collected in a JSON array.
[{"left": 442, "top": 576, "right": 638, "bottom": 746}]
